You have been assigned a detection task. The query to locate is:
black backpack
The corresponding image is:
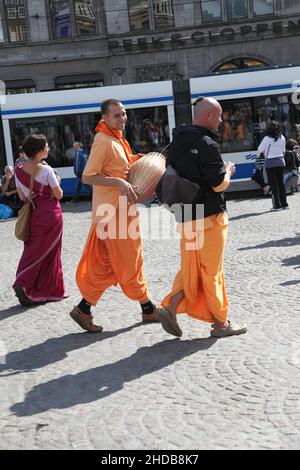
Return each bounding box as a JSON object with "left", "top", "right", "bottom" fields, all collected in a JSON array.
[{"left": 155, "top": 134, "right": 202, "bottom": 206}]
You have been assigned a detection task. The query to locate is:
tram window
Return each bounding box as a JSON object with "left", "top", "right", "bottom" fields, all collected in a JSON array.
[
  {"left": 9, "top": 112, "right": 100, "bottom": 168},
  {"left": 253, "top": 95, "right": 290, "bottom": 145},
  {"left": 125, "top": 106, "right": 170, "bottom": 153},
  {"left": 291, "top": 99, "right": 300, "bottom": 141},
  {"left": 219, "top": 99, "right": 254, "bottom": 153},
  {"left": 9, "top": 106, "right": 170, "bottom": 167}
]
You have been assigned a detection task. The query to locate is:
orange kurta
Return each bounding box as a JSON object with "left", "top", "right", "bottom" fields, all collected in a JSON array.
[
  {"left": 76, "top": 122, "right": 149, "bottom": 306},
  {"left": 162, "top": 212, "right": 229, "bottom": 324}
]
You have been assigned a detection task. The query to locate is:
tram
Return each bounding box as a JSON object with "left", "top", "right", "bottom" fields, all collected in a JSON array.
[{"left": 1, "top": 65, "right": 300, "bottom": 194}]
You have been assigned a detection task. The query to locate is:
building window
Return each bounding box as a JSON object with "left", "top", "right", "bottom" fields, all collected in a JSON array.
[
  {"left": 4, "top": 0, "right": 28, "bottom": 42},
  {"left": 153, "top": 1, "right": 174, "bottom": 28},
  {"left": 226, "top": 0, "right": 248, "bottom": 19},
  {"left": 74, "top": 0, "right": 96, "bottom": 35},
  {"left": 55, "top": 73, "right": 103, "bottom": 89},
  {"left": 213, "top": 58, "right": 268, "bottom": 72},
  {"left": 253, "top": 0, "right": 274, "bottom": 16},
  {"left": 128, "top": 0, "right": 150, "bottom": 31},
  {"left": 5, "top": 79, "right": 36, "bottom": 94},
  {"left": 128, "top": 0, "right": 174, "bottom": 31},
  {"left": 49, "top": 0, "right": 72, "bottom": 38},
  {"left": 201, "top": 0, "right": 222, "bottom": 23},
  {"left": 281, "top": 0, "right": 299, "bottom": 14},
  {"left": 49, "top": 0, "right": 97, "bottom": 38}
]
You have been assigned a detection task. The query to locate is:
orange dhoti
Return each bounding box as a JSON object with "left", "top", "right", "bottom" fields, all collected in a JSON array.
[
  {"left": 162, "top": 212, "right": 229, "bottom": 324},
  {"left": 76, "top": 208, "right": 150, "bottom": 306}
]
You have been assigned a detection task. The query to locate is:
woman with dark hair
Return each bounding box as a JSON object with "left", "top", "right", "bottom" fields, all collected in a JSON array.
[
  {"left": 13, "top": 134, "right": 66, "bottom": 306},
  {"left": 257, "top": 121, "right": 288, "bottom": 211}
]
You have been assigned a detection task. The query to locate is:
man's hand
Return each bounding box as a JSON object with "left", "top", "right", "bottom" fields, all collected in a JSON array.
[
  {"left": 224, "top": 161, "right": 236, "bottom": 177},
  {"left": 116, "top": 179, "right": 138, "bottom": 204}
]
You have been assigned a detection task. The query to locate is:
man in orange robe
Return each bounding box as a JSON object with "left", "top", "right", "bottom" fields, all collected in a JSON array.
[
  {"left": 70, "top": 99, "right": 158, "bottom": 332},
  {"left": 157, "top": 97, "right": 247, "bottom": 338}
]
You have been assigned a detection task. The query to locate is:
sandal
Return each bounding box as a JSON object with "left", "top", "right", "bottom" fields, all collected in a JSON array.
[
  {"left": 157, "top": 307, "right": 182, "bottom": 337},
  {"left": 211, "top": 320, "right": 247, "bottom": 338},
  {"left": 14, "top": 286, "right": 39, "bottom": 307}
]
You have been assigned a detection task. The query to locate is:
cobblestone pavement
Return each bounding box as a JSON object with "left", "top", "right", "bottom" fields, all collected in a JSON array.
[{"left": 0, "top": 193, "right": 300, "bottom": 450}]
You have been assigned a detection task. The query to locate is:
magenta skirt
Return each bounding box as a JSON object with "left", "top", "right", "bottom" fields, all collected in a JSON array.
[{"left": 13, "top": 166, "right": 65, "bottom": 302}]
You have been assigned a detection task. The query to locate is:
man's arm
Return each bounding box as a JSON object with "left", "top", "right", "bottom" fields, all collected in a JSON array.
[
  {"left": 82, "top": 174, "right": 138, "bottom": 204},
  {"left": 212, "top": 162, "right": 236, "bottom": 192}
]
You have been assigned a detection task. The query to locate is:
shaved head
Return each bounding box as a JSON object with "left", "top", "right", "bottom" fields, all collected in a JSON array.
[{"left": 193, "top": 97, "right": 222, "bottom": 133}]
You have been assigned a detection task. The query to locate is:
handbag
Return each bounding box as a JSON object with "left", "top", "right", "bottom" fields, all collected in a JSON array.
[
  {"left": 15, "top": 164, "right": 42, "bottom": 242},
  {"left": 155, "top": 163, "right": 200, "bottom": 206}
]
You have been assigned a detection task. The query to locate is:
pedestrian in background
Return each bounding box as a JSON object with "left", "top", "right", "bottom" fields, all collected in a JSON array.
[
  {"left": 258, "top": 121, "right": 288, "bottom": 211},
  {"left": 0, "top": 165, "right": 22, "bottom": 214},
  {"left": 15, "top": 146, "right": 28, "bottom": 167},
  {"left": 71, "top": 142, "right": 92, "bottom": 203}
]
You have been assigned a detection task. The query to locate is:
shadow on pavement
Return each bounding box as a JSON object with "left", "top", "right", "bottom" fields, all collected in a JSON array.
[
  {"left": 280, "top": 279, "right": 300, "bottom": 286},
  {"left": 239, "top": 235, "right": 300, "bottom": 251},
  {"left": 10, "top": 337, "right": 217, "bottom": 416},
  {"left": 0, "top": 323, "right": 145, "bottom": 376},
  {"left": 229, "top": 211, "right": 270, "bottom": 222},
  {"left": 0, "top": 304, "right": 40, "bottom": 321},
  {"left": 281, "top": 255, "right": 300, "bottom": 269}
]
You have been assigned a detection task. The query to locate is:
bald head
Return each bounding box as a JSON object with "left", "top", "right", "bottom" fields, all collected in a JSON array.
[{"left": 193, "top": 97, "right": 222, "bottom": 133}]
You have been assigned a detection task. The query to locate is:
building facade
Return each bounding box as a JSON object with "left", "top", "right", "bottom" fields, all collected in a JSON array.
[{"left": 0, "top": 1, "right": 300, "bottom": 93}]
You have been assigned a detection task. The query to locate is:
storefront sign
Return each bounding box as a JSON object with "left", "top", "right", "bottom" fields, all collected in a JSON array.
[{"left": 108, "top": 19, "right": 300, "bottom": 52}]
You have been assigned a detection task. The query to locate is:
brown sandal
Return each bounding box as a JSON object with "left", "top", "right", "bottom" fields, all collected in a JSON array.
[{"left": 157, "top": 307, "right": 182, "bottom": 337}]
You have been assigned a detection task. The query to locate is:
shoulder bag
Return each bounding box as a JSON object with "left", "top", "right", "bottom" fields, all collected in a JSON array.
[
  {"left": 155, "top": 163, "right": 200, "bottom": 206},
  {"left": 15, "top": 164, "right": 42, "bottom": 242}
]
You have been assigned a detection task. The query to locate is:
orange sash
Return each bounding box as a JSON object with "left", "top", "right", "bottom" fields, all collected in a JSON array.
[{"left": 95, "top": 119, "right": 133, "bottom": 164}]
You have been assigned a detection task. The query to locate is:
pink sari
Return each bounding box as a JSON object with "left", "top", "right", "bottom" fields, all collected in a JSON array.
[{"left": 13, "top": 165, "right": 65, "bottom": 302}]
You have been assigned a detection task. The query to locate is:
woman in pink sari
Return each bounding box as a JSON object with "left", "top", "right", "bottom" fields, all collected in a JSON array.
[{"left": 13, "top": 134, "right": 66, "bottom": 306}]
